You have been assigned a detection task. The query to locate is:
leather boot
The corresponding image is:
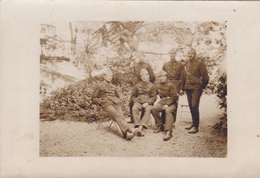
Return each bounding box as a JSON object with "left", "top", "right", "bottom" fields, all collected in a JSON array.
[
  {"left": 125, "top": 131, "right": 135, "bottom": 140},
  {"left": 154, "top": 125, "right": 164, "bottom": 133},
  {"left": 163, "top": 131, "right": 172, "bottom": 141},
  {"left": 185, "top": 125, "right": 193, "bottom": 130},
  {"left": 188, "top": 127, "right": 198, "bottom": 134}
]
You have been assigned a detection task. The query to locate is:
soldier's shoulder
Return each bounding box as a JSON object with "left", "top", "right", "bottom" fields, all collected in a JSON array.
[{"left": 163, "top": 61, "right": 171, "bottom": 66}]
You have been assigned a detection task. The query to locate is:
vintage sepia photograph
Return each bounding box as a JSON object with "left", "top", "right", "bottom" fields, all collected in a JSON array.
[
  {"left": 2, "top": 1, "right": 260, "bottom": 177},
  {"left": 39, "top": 21, "right": 227, "bottom": 157}
]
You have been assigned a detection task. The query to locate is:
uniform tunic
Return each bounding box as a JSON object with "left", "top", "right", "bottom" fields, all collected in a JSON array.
[
  {"left": 92, "top": 81, "right": 130, "bottom": 133},
  {"left": 151, "top": 82, "right": 179, "bottom": 132},
  {"left": 131, "top": 81, "right": 157, "bottom": 128},
  {"left": 184, "top": 59, "right": 209, "bottom": 128},
  {"left": 162, "top": 60, "right": 185, "bottom": 92}
]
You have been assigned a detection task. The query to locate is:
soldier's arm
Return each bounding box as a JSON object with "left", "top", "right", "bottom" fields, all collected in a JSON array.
[
  {"left": 167, "top": 84, "right": 179, "bottom": 106},
  {"left": 130, "top": 85, "right": 138, "bottom": 103},
  {"left": 147, "top": 64, "right": 156, "bottom": 83},
  {"left": 91, "top": 84, "right": 101, "bottom": 105},
  {"left": 200, "top": 62, "right": 209, "bottom": 89},
  {"left": 179, "top": 64, "right": 186, "bottom": 91},
  {"left": 148, "top": 84, "right": 157, "bottom": 105},
  {"left": 114, "top": 87, "right": 120, "bottom": 99},
  {"left": 162, "top": 63, "right": 166, "bottom": 72}
]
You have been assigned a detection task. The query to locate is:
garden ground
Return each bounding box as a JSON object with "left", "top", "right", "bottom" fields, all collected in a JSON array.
[{"left": 40, "top": 94, "right": 227, "bottom": 157}]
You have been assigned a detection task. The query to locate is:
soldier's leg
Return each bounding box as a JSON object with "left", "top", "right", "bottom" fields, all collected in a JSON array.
[
  {"left": 164, "top": 104, "right": 177, "bottom": 132},
  {"left": 140, "top": 105, "right": 152, "bottom": 129},
  {"left": 129, "top": 101, "right": 134, "bottom": 123},
  {"left": 102, "top": 105, "right": 129, "bottom": 133},
  {"left": 190, "top": 89, "right": 202, "bottom": 128},
  {"left": 132, "top": 102, "right": 142, "bottom": 127},
  {"left": 151, "top": 103, "right": 164, "bottom": 128},
  {"left": 185, "top": 90, "right": 194, "bottom": 130}
]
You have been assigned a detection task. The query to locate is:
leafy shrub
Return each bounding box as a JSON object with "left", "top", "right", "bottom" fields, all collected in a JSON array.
[
  {"left": 213, "top": 74, "right": 227, "bottom": 131},
  {"left": 40, "top": 70, "right": 135, "bottom": 122}
]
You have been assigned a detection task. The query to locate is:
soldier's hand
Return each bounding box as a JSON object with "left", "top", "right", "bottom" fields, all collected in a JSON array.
[
  {"left": 179, "top": 90, "right": 184, "bottom": 95},
  {"left": 163, "top": 105, "right": 169, "bottom": 110},
  {"left": 142, "top": 103, "right": 149, "bottom": 108}
]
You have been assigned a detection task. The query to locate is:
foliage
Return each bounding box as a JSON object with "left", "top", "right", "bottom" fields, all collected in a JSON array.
[
  {"left": 213, "top": 74, "right": 227, "bottom": 131},
  {"left": 40, "top": 21, "right": 227, "bottom": 127},
  {"left": 40, "top": 70, "right": 135, "bottom": 122}
]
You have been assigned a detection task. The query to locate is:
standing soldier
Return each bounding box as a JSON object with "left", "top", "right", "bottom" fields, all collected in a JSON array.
[
  {"left": 162, "top": 48, "right": 185, "bottom": 123},
  {"left": 151, "top": 70, "right": 179, "bottom": 141},
  {"left": 92, "top": 68, "right": 140, "bottom": 140},
  {"left": 184, "top": 47, "right": 209, "bottom": 134},
  {"left": 128, "top": 51, "right": 156, "bottom": 123},
  {"left": 130, "top": 69, "right": 157, "bottom": 136}
]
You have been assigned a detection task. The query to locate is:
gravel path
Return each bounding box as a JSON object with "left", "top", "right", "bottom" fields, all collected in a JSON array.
[{"left": 40, "top": 94, "right": 227, "bottom": 157}]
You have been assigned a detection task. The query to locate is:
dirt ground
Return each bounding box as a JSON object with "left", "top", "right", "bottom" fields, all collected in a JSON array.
[{"left": 40, "top": 94, "right": 227, "bottom": 157}]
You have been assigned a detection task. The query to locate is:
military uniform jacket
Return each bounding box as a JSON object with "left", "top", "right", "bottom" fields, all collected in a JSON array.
[
  {"left": 184, "top": 59, "right": 209, "bottom": 90},
  {"left": 91, "top": 81, "right": 121, "bottom": 108},
  {"left": 133, "top": 62, "right": 156, "bottom": 83},
  {"left": 162, "top": 60, "right": 185, "bottom": 91},
  {"left": 156, "top": 82, "right": 179, "bottom": 106},
  {"left": 131, "top": 81, "right": 157, "bottom": 105}
]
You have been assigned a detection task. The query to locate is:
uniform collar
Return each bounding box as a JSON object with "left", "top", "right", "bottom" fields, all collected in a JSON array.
[
  {"left": 170, "top": 59, "right": 177, "bottom": 63},
  {"left": 188, "top": 58, "right": 197, "bottom": 64}
]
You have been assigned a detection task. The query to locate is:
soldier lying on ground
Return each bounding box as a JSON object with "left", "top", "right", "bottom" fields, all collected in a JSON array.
[{"left": 91, "top": 68, "right": 140, "bottom": 140}]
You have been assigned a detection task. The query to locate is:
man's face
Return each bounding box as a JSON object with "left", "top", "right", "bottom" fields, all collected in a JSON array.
[
  {"left": 141, "top": 73, "right": 150, "bottom": 82},
  {"left": 169, "top": 50, "right": 177, "bottom": 60},
  {"left": 158, "top": 75, "right": 167, "bottom": 83},
  {"left": 187, "top": 49, "right": 196, "bottom": 61},
  {"left": 104, "top": 74, "right": 113, "bottom": 82}
]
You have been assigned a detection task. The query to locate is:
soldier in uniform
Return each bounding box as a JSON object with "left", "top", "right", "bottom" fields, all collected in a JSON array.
[
  {"left": 151, "top": 70, "right": 179, "bottom": 141},
  {"left": 184, "top": 47, "right": 209, "bottom": 134},
  {"left": 91, "top": 68, "right": 140, "bottom": 140},
  {"left": 130, "top": 68, "right": 157, "bottom": 136},
  {"left": 162, "top": 48, "right": 185, "bottom": 123},
  {"left": 128, "top": 51, "right": 156, "bottom": 123},
  {"left": 163, "top": 48, "right": 185, "bottom": 94}
]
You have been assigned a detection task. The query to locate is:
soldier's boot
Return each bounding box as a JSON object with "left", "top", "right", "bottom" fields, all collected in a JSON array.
[
  {"left": 163, "top": 131, "right": 172, "bottom": 141},
  {"left": 185, "top": 125, "right": 193, "bottom": 130},
  {"left": 125, "top": 131, "right": 135, "bottom": 141},
  {"left": 154, "top": 125, "right": 164, "bottom": 133},
  {"left": 188, "top": 127, "right": 198, "bottom": 134}
]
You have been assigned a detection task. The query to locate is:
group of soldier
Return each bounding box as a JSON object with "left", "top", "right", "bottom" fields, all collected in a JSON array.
[{"left": 91, "top": 47, "right": 209, "bottom": 141}]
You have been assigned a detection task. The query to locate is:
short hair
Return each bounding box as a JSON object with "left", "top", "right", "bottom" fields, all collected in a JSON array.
[
  {"left": 188, "top": 47, "right": 196, "bottom": 54},
  {"left": 168, "top": 48, "right": 177, "bottom": 54},
  {"left": 103, "top": 68, "right": 113, "bottom": 75},
  {"left": 140, "top": 68, "right": 149, "bottom": 76},
  {"left": 157, "top": 70, "right": 167, "bottom": 77}
]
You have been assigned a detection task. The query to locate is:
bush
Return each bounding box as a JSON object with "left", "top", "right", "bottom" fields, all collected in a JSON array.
[
  {"left": 213, "top": 74, "right": 227, "bottom": 131},
  {"left": 40, "top": 70, "right": 136, "bottom": 122}
]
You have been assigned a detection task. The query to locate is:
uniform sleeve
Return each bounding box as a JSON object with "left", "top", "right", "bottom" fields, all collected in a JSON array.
[
  {"left": 130, "top": 85, "right": 138, "bottom": 103},
  {"left": 147, "top": 64, "right": 156, "bottom": 83},
  {"left": 162, "top": 63, "right": 166, "bottom": 72},
  {"left": 148, "top": 84, "right": 157, "bottom": 105},
  {"left": 91, "top": 84, "right": 101, "bottom": 105},
  {"left": 166, "top": 84, "right": 179, "bottom": 106},
  {"left": 179, "top": 64, "right": 186, "bottom": 91},
  {"left": 114, "top": 88, "right": 120, "bottom": 99},
  {"left": 200, "top": 62, "right": 209, "bottom": 89}
]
